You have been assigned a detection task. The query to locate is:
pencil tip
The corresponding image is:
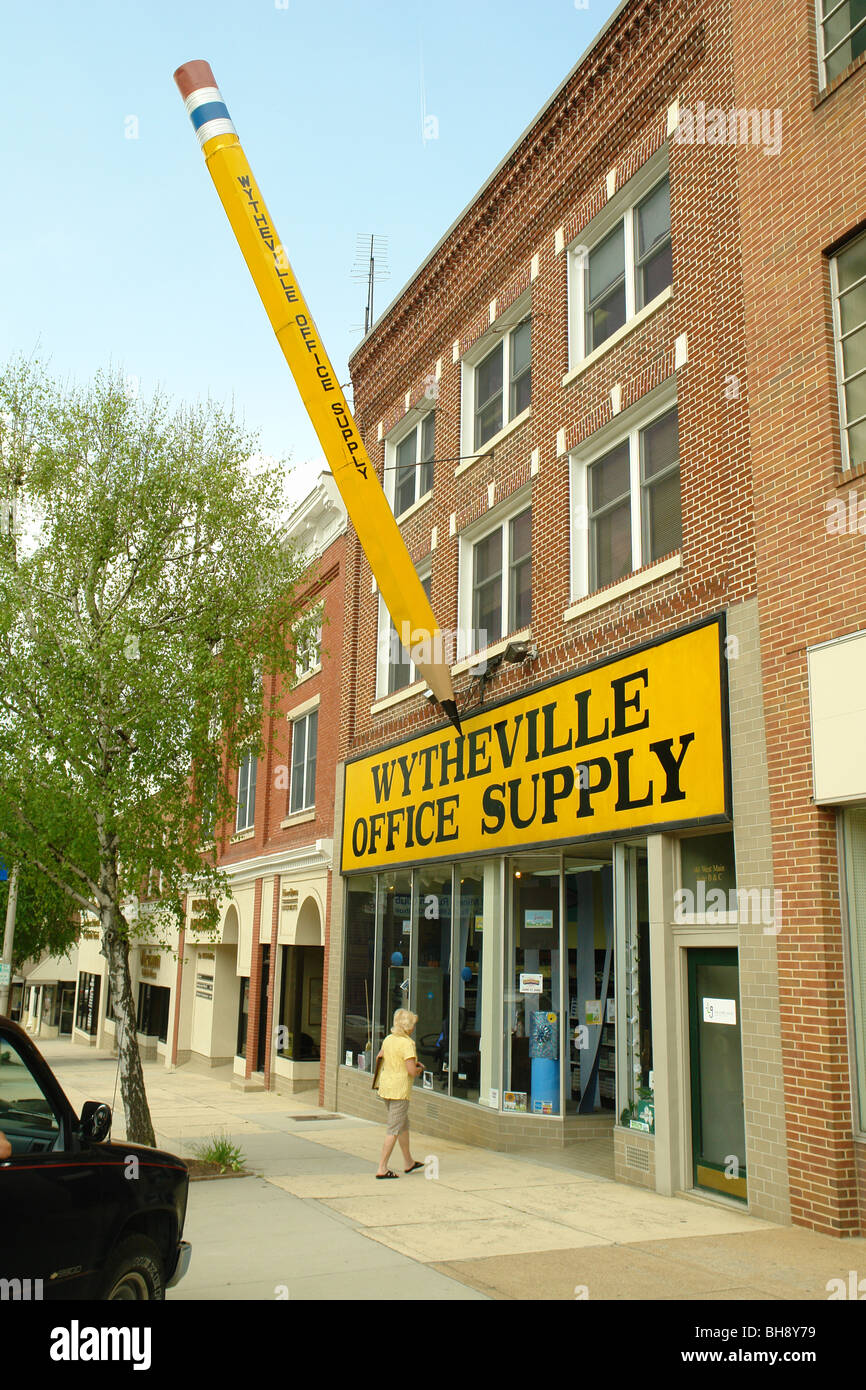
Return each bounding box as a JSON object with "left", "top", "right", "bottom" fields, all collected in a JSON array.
[{"left": 440, "top": 699, "right": 462, "bottom": 735}]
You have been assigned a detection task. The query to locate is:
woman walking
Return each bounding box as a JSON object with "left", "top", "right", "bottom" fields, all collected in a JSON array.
[{"left": 375, "top": 1008, "right": 425, "bottom": 1179}]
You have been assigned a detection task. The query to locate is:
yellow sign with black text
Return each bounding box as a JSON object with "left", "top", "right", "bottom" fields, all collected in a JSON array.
[{"left": 341, "top": 620, "right": 730, "bottom": 872}]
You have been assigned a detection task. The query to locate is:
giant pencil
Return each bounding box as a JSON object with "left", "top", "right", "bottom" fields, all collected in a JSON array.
[{"left": 173, "top": 61, "right": 461, "bottom": 731}]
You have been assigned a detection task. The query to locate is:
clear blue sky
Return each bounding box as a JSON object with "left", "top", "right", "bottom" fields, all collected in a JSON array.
[{"left": 0, "top": 0, "right": 621, "bottom": 502}]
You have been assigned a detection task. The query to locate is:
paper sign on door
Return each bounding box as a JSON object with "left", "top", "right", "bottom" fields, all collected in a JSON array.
[{"left": 703, "top": 996, "right": 737, "bottom": 1025}]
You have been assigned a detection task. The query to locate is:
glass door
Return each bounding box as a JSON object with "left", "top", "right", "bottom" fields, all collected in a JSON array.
[{"left": 687, "top": 947, "right": 747, "bottom": 1200}]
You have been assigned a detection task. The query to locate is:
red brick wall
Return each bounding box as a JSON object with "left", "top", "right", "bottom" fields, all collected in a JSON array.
[
  {"left": 731, "top": 0, "right": 866, "bottom": 1235},
  {"left": 215, "top": 529, "right": 345, "bottom": 866}
]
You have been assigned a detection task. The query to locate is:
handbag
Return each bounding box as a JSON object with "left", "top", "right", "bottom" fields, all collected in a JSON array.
[{"left": 371, "top": 1054, "right": 383, "bottom": 1091}]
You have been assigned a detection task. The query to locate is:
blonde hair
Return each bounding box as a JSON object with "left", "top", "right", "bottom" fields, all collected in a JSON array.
[{"left": 391, "top": 1008, "right": 418, "bottom": 1037}]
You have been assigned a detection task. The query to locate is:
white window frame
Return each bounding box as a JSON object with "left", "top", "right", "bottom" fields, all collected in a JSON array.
[
  {"left": 295, "top": 605, "right": 323, "bottom": 681},
  {"left": 235, "top": 750, "right": 257, "bottom": 832},
  {"left": 830, "top": 231, "right": 866, "bottom": 471},
  {"left": 457, "top": 487, "right": 532, "bottom": 660},
  {"left": 375, "top": 561, "right": 432, "bottom": 700},
  {"left": 816, "top": 0, "right": 866, "bottom": 88},
  {"left": 567, "top": 149, "right": 671, "bottom": 371},
  {"left": 384, "top": 408, "right": 436, "bottom": 521},
  {"left": 289, "top": 708, "right": 318, "bottom": 814},
  {"left": 460, "top": 293, "right": 532, "bottom": 461},
  {"left": 569, "top": 384, "right": 680, "bottom": 602}
]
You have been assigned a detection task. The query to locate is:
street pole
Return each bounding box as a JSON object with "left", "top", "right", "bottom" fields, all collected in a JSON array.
[{"left": 0, "top": 864, "right": 19, "bottom": 1016}]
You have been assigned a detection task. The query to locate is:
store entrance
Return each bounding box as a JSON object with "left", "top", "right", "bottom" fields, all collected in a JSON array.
[{"left": 687, "top": 947, "right": 746, "bottom": 1201}]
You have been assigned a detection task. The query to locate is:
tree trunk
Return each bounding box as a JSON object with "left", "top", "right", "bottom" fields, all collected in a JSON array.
[{"left": 99, "top": 850, "right": 156, "bottom": 1147}]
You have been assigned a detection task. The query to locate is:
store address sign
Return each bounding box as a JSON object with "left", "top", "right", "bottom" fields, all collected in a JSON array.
[{"left": 342, "top": 619, "right": 730, "bottom": 871}]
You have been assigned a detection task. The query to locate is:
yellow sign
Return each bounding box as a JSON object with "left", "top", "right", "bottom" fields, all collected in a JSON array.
[{"left": 342, "top": 620, "right": 729, "bottom": 871}]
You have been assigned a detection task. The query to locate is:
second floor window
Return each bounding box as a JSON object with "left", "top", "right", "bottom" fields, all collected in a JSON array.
[
  {"left": 290, "top": 710, "right": 318, "bottom": 813},
  {"left": 463, "top": 502, "right": 531, "bottom": 653},
  {"left": 473, "top": 318, "right": 531, "bottom": 449},
  {"left": 831, "top": 231, "right": 866, "bottom": 470},
  {"left": 575, "top": 402, "right": 681, "bottom": 595},
  {"left": 393, "top": 413, "right": 435, "bottom": 518},
  {"left": 378, "top": 568, "right": 432, "bottom": 697},
  {"left": 236, "top": 751, "right": 257, "bottom": 832}
]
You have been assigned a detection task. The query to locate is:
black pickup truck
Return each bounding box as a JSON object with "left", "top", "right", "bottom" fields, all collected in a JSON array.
[{"left": 0, "top": 1014, "right": 190, "bottom": 1300}]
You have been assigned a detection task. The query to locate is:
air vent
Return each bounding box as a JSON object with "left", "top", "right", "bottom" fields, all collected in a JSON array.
[{"left": 625, "top": 1145, "right": 651, "bottom": 1172}]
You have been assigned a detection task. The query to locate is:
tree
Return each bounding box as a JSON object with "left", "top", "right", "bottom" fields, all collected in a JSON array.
[
  {"left": 0, "top": 358, "right": 309, "bottom": 1144},
  {"left": 0, "top": 861, "right": 78, "bottom": 969}
]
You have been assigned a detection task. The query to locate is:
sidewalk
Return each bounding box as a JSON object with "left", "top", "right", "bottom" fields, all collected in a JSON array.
[{"left": 42, "top": 1037, "right": 866, "bottom": 1301}]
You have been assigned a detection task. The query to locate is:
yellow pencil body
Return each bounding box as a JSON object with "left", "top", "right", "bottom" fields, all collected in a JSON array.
[{"left": 174, "top": 62, "right": 459, "bottom": 727}]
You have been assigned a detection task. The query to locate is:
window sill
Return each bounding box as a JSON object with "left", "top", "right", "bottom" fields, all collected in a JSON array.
[
  {"left": 280, "top": 808, "right": 316, "bottom": 828},
  {"left": 230, "top": 827, "right": 255, "bottom": 844},
  {"left": 563, "top": 286, "right": 673, "bottom": 387},
  {"left": 394, "top": 491, "right": 433, "bottom": 525},
  {"left": 456, "top": 408, "right": 531, "bottom": 477},
  {"left": 371, "top": 679, "right": 426, "bottom": 715},
  {"left": 293, "top": 664, "right": 321, "bottom": 689},
  {"left": 564, "top": 554, "right": 681, "bottom": 621},
  {"left": 814, "top": 48, "right": 866, "bottom": 106},
  {"left": 451, "top": 627, "right": 532, "bottom": 676}
]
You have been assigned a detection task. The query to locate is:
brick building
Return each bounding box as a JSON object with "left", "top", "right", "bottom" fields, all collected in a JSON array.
[
  {"left": 321, "top": 0, "right": 866, "bottom": 1235},
  {"left": 71, "top": 473, "right": 347, "bottom": 1102}
]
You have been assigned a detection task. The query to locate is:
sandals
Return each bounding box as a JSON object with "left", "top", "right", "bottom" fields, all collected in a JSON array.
[
  {"left": 405, "top": 1160, "right": 424, "bottom": 1174},
  {"left": 376, "top": 1170, "right": 399, "bottom": 1179}
]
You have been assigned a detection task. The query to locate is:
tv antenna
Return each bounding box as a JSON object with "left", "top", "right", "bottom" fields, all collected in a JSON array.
[{"left": 351, "top": 234, "right": 390, "bottom": 336}]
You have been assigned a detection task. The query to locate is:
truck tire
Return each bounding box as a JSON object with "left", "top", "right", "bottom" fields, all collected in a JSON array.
[{"left": 101, "top": 1234, "right": 165, "bottom": 1301}]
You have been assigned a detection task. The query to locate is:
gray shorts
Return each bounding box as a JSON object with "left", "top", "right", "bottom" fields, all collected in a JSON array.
[{"left": 382, "top": 1097, "right": 410, "bottom": 1136}]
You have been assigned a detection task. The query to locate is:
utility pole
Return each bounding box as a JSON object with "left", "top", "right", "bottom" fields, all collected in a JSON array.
[{"left": 0, "top": 864, "right": 19, "bottom": 1016}]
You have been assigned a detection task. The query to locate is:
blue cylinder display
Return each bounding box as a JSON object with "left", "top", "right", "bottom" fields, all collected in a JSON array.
[
  {"left": 530, "top": 1012, "right": 559, "bottom": 1112},
  {"left": 531, "top": 1057, "right": 559, "bottom": 1113}
]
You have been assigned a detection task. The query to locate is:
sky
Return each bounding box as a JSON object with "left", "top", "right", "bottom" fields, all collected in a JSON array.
[{"left": 0, "top": 0, "right": 621, "bottom": 505}]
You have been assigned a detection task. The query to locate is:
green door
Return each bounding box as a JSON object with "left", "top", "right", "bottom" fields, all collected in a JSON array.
[{"left": 687, "top": 948, "right": 746, "bottom": 1201}]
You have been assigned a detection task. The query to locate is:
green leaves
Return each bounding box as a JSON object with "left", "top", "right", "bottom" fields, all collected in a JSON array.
[{"left": 0, "top": 357, "right": 308, "bottom": 943}]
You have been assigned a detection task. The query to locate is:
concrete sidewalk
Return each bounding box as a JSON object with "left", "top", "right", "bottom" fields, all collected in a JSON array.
[{"left": 41, "top": 1037, "right": 866, "bottom": 1301}]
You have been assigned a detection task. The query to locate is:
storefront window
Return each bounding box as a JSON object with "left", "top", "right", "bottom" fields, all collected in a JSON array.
[
  {"left": 236, "top": 977, "right": 249, "bottom": 1059},
  {"left": 137, "top": 983, "right": 170, "bottom": 1044},
  {"left": 454, "top": 859, "right": 502, "bottom": 1105},
  {"left": 75, "top": 972, "right": 100, "bottom": 1036},
  {"left": 278, "top": 945, "right": 323, "bottom": 1060},
  {"left": 343, "top": 874, "right": 376, "bottom": 1069},
  {"left": 843, "top": 807, "right": 866, "bottom": 1132},
  {"left": 565, "top": 854, "right": 614, "bottom": 1115},
  {"left": 621, "top": 847, "right": 651, "bottom": 1123},
  {"left": 414, "top": 866, "right": 452, "bottom": 1095},
  {"left": 376, "top": 870, "right": 412, "bottom": 1056},
  {"left": 504, "top": 855, "right": 561, "bottom": 1115}
]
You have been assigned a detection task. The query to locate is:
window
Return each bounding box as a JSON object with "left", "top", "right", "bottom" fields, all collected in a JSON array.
[
  {"left": 376, "top": 566, "right": 432, "bottom": 698},
  {"left": 842, "top": 807, "right": 866, "bottom": 1132},
  {"left": 75, "top": 972, "right": 100, "bottom": 1035},
  {"left": 459, "top": 498, "right": 531, "bottom": 655},
  {"left": 470, "top": 317, "right": 532, "bottom": 451},
  {"left": 391, "top": 413, "right": 435, "bottom": 518},
  {"left": 137, "top": 983, "right": 170, "bottom": 1044},
  {"left": 831, "top": 232, "right": 866, "bottom": 470},
  {"left": 572, "top": 399, "right": 680, "bottom": 597},
  {"left": 571, "top": 166, "right": 672, "bottom": 363},
  {"left": 236, "top": 751, "right": 257, "bottom": 832},
  {"left": 290, "top": 709, "right": 317, "bottom": 813},
  {"left": 818, "top": 0, "right": 866, "bottom": 86},
  {"left": 295, "top": 608, "right": 322, "bottom": 679}
]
